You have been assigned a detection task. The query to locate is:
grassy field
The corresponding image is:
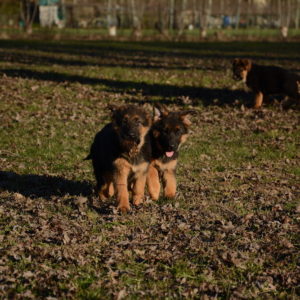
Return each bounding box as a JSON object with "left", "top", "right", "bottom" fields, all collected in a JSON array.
[{"left": 0, "top": 40, "right": 299, "bottom": 299}]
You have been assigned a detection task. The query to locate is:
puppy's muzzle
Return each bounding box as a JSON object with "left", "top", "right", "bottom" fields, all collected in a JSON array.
[
  {"left": 167, "top": 143, "right": 178, "bottom": 152},
  {"left": 123, "top": 132, "right": 140, "bottom": 144}
]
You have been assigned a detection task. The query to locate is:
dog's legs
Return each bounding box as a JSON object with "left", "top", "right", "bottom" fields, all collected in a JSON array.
[
  {"left": 93, "top": 161, "right": 107, "bottom": 201},
  {"left": 254, "top": 92, "right": 263, "bottom": 109},
  {"left": 147, "top": 164, "right": 160, "bottom": 201},
  {"left": 108, "top": 182, "right": 114, "bottom": 197},
  {"left": 281, "top": 96, "right": 295, "bottom": 109},
  {"left": 132, "top": 173, "right": 147, "bottom": 206},
  {"left": 132, "top": 162, "right": 149, "bottom": 206},
  {"left": 113, "top": 158, "right": 131, "bottom": 213},
  {"left": 98, "top": 183, "right": 109, "bottom": 200},
  {"left": 102, "top": 174, "right": 115, "bottom": 198},
  {"left": 94, "top": 176, "right": 107, "bottom": 201},
  {"left": 162, "top": 169, "right": 176, "bottom": 199},
  {"left": 283, "top": 83, "right": 300, "bottom": 108},
  {"left": 95, "top": 174, "right": 114, "bottom": 200}
]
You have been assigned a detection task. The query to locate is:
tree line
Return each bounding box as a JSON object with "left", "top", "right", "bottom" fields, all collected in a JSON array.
[{"left": 1, "top": 0, "right": 300, "bottom": 36}]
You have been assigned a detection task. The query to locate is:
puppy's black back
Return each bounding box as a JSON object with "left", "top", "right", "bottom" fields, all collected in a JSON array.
[{"left": 89, "top": 123, "right": 121, "bottom": 174}]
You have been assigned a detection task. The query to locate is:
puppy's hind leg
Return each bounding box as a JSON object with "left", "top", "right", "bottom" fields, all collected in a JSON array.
[
  {"left": 96, "top": 178, "right": 109, "bottom": 201},
  {"left": 92, "top": 152, "right": 115, "bottom": 200},
  {"left": 102, "top": 174, "right": 115, "bottom": 198}
]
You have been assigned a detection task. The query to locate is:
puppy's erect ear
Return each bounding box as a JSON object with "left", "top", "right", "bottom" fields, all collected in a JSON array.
[
  {"left": 179, "top": 110, "right": 197, "bottom": 126},
  {"left": 107, "top": 104, "right": 123, "bottom": 125},
  {"left": 153, "top": 107, "right": 161, "bottom": 122},
  {"left": 242, "top": 59, "right": 252, "bottom": 70},
  {"left": 153, "top": 103, "right": 169, "bottom": 121}
]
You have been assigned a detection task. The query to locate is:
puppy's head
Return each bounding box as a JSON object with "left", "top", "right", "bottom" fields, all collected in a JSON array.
[
  {"left": 151, "top": 104, "right": 196, "bottom": 158},
  {"left": 232, "top": 58, "right": 252, "bottom": 82},
  {"left": 108, "top": 104, "right": 151, "bottom": 151}
]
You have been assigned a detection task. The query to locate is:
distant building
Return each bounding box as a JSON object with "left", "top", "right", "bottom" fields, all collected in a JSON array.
[{"left": 39, "top": 0, "right": 65, "bottom": 28}]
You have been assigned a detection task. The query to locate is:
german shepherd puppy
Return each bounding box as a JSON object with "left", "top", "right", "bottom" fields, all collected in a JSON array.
[
  {"left": 85, "top": 104, "right": 151, "bottom": 212},
  {"left": 147, "top": 105, "right": 196, "bottom": 201},
  {"left": 232, "top": 58, "right": 300, "bottom": 108}
]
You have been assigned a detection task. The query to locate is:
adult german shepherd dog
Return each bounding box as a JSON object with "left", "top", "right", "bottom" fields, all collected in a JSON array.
[
  {"left": 147, "top": 105, "right": 196, "bottom": 201},
  {"left": 85, "top": 104, "right": 151, "bottom": 213},
  {"left": 232, "top": 58, "right": 300, "bottom": 108}
]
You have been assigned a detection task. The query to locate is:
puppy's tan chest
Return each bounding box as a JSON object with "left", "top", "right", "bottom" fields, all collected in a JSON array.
[
  {"left": 114, "top": 158, "right": 148, "bottom": 173},
  {"left": 132, "top": 162, "right": 149, "bottom": 174},
  {"left": 153, "top": 159, "right": 177, "bottom": 172}
]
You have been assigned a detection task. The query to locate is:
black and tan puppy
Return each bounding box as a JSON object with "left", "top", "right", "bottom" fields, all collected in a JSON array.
[
  {"left": 147, "top": 105, "right": 195, "bottom": 201},
  {"left": 232, "top": 58, "right": 300, "bottom": 108},
  {"left": 86, "top": 104, "right": 151, "bottom": 212}
]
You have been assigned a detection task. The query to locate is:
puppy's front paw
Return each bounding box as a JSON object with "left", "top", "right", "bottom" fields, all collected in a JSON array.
[
  {"left": 117, "top": 204, "right": 131, "bottom": 213},
  {"left": 133, "top": 195, "right": 144, "bottom": 206},
  {"left": 164, "top": 192, "right": 176, "bottom": 199}
]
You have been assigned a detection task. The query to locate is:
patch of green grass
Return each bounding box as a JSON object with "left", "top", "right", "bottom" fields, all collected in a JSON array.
[
  {"left": 77, "top": 275, "right": 96, "bottom": 290},
  {"left": 289, "top": 167, "right": 300, "bottom": 177},
  {"left": 170, "top": 260, "right": 197, "bottom": 279},
  {"left": 77, "top": 288, "right": 108, "bottom": 300}
]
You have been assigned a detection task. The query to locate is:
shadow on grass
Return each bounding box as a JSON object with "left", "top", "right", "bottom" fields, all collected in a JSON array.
[
  {"left": 0, "top": 52, "right": 224, "bottom": 71},
  {"left": 2, "top": 68, "right": 253, "bottom": 107},
  {"left": 0, "top": 171, "right": 138, "bottom": 215},
  {"left": 1, "top": 40, "right": 300, "bottom": 64},
  {"left": 0, "top": 171, "right": 92, "bottom": 199},
  {"left": 1, "top": 41, "right": 300, "bottom": 75}
]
